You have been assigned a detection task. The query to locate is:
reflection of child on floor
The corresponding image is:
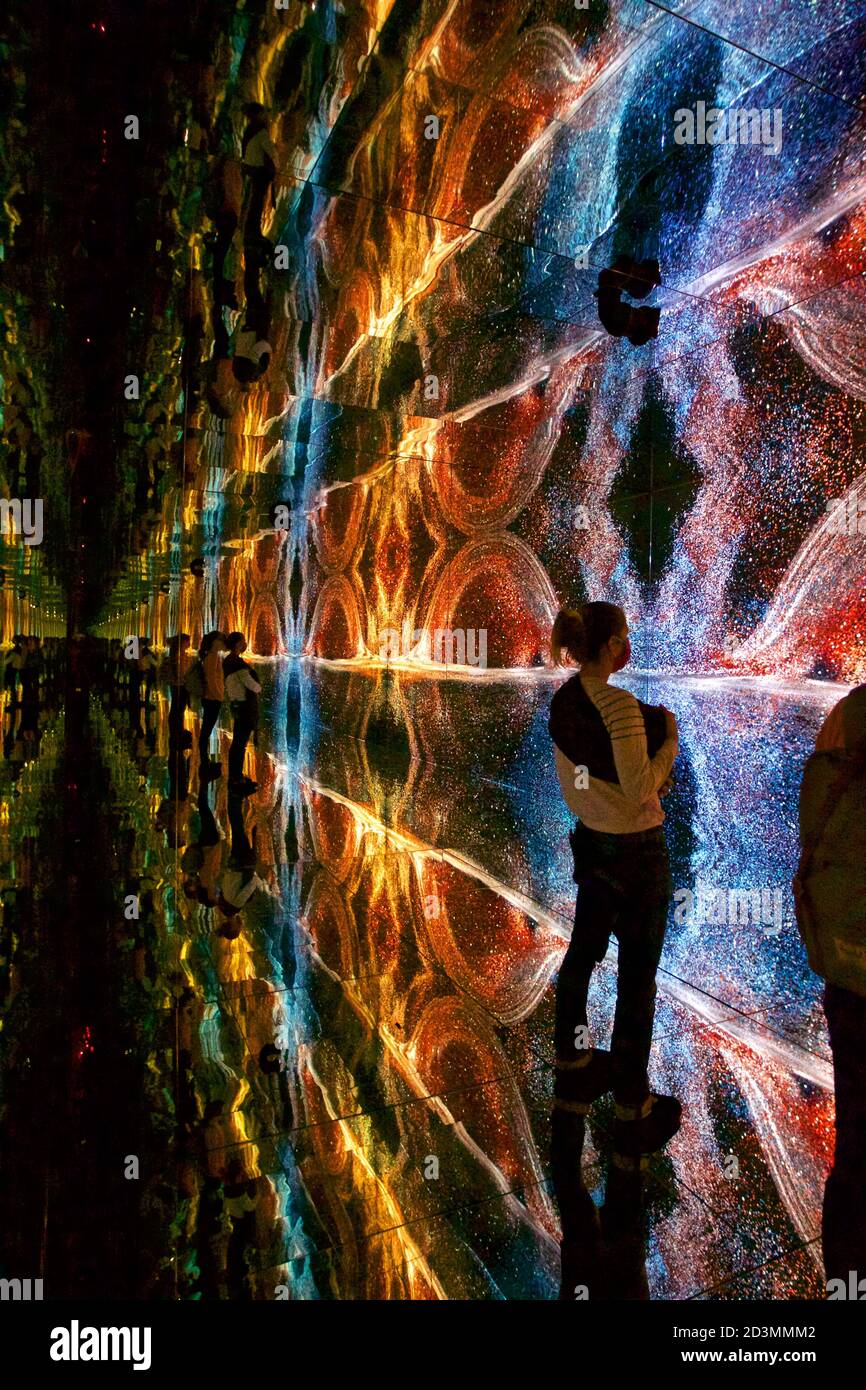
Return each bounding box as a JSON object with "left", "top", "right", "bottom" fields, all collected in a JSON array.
[{"left": 3, "top": 638, "right": 25, "bottom": 700}]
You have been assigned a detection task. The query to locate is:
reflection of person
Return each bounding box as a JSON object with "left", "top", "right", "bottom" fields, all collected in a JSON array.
[
  {"left": 19, "top": 667, "right": 42, "bottom": 757},
  {"left": 794, "top": 683, "right": 866, "bottom": 1287},
  {"left": 198, "top": 631, "right": 227, "bottom": 776},
  {"left": 224, "top": 1157, "right": 260, "bottom": 1299},
  {"left": 223, "top": 632, "right": 260, "bottom": 793},
  {"left": 182, "top": 787, "right": 223, "bottom": 908},
  {"left": 595, "top": 256, "right": 661, "bottom": 346},
  {"left": 551, "top": 1110, "right": 649, "bottom": 1301},
  {"left": 216, "top": 792, "right": 265, "bottom": 930},
  {"left": 164, "top": 633, "right": 192, "bottom": 748},
  {"left": 20, "top": 636, "right": 43, "bottom": 704},
  {"left": 137, "top": 639, "right": 158, "bottom": 704},
  {"left": 548, "top": 602, "right": 681, "bottom": 1157},
  {"left": 217, "top": 859, "right": 265, "bottom": 922},
  {"left": 241, "top": 101, "right": 276, "bottom": 243},
  {"left": 3, "top": 636, "right": 25, "bottom": 700},
  {"left": 231, "top": 326, "right": 271, "bottom": 386},
  {"left": 213, "top": 155, "right": 242, "bottom": 303}
]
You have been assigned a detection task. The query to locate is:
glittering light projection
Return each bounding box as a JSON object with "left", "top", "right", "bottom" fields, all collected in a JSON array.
[
  {"left": 284, "top": 0, "right": 863, "bottom": 1296},
  {"left": 279, "top": 3, "right": 864, "bottom": 689},
  {"left": 85, "top": 0, "right": 865, "bottom": 1299}
]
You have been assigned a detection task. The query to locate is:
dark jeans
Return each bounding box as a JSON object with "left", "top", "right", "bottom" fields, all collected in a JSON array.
[
  {"left": 554, "top": 822, "right": 671, "bottom": 1105},
  {"left": 823, "top": 981, "right": 866, "bottom": 1284},
  {"left": 243, "top": 168, "right": 272, "bottom": 244},
  {"left": 228, "top": 792, "right": 255, "bottom": 865},
  {"left": 243, "top": 252, "right": 268, "bottom": 340},
  {"left": 228, "top": 702, "right": 256, "bottom": 783},
  {"left": 199, "top": 698, "right": 222, "bottom": 760},
  {"left": 197, "top": 788, "right": 221, "bottom": 847}
]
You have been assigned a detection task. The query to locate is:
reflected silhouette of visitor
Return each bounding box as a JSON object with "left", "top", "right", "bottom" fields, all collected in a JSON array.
[
  {"left": 595, "top": 255, "right": 661, "bottom": 346},
  {"left": 137, "top": 638, "right": 157, "bottom": 705},
  {"left": 258, "top": 1041, "right": 294, "bottom": 1141},
  {"left": 240, "top": 101, "right": 276, "bottom": 244},
  {"left": 181, "top": 786, "right": 223, "bottom": 908},
  {"left": 223, "top": 631, "right": 260, "bottom": 794},
  {"left": 3, "top": 635, "right": 25, "bottom": 703},
  {"left": 20, "top": 636, "right": 43, "bottom": 706},
  {"left": 157, "top": 732, "right": 190, "bottom": 843},
  {"left": 13, "top": 639, "right": 44, "bottom": 763},
  {"left": 174, "top": 985, "right": 199, "bottom": 1135},
  {"left": 212, "top": 153, "right": 242, "bottom": 317},
  {"left": 216, "top": 791, "right": 265, "bottom": 932},
  {"left": 231, "top": 325, "right": 271, "bottom": 387},
  {"left": 551, "top": 1112, "right": 649, "bottom": 1300},
  {"left": 224, "top": 1156, "right": 260, "bottom": 1300},
  {"left": 193, "top": 631, "right": 227, "bottom": 779},
  {"left": 165, "top": 632, "right": 192, "bottom": 749}
]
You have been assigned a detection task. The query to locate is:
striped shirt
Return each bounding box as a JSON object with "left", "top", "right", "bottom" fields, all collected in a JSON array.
[
  {"left": 554, "top": 675, "right": 678, "bottom": 833},
  {"left": 222, "top": 867, "right": 264, "bottom": 910}
]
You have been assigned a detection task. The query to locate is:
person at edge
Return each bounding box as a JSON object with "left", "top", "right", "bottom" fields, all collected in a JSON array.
[{"left": 799, "top": 682, "right": 866, "bottom": 1285}]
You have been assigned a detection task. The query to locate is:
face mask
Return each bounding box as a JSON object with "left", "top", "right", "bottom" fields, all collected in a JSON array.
[{"left": 611, "top": 637, "right": 631, "bottom": 672}]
